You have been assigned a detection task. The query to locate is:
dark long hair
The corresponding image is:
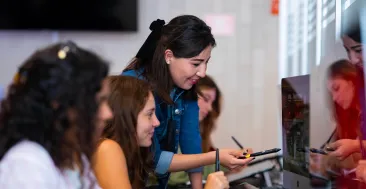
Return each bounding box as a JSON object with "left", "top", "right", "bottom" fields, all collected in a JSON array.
[
  {"left": 102, "top": 76, "right": 154, "bottom": 189},
  {"left": 197, "top": 75, "right": 222, "bottom": 153},
  {"left": 342, "top": 11, "right": 361, "bottom": 43},
  {"left": 125, "top": 15, "right": 216, "bottom": 103},
  {"left": 327, "top": 59, "right": 364, "bottom": 139},
  {"left": 344, "top": 26, "right": 361, "bottom": 43},
  {"left": 0, "top": 42, "right": 109, "bottom": 175}
]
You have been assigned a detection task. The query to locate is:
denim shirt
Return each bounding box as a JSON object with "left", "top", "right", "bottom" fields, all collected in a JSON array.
[{"left": 122, "top": 69, "right": 203, "bottom": 188}]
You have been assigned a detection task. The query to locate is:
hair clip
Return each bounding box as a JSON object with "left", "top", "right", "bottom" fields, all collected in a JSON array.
[
  {"left": 58, "top": 41, "right": 77, "bottom": 60},
  {"left": 12, "top": 70, "right": 28, "bottom": 85},
  {"left": 58, "top": 46, "right": 70, "bottom": 60},
  {"left": 12, "top": 72, "right": 20, "bottom": 84}
]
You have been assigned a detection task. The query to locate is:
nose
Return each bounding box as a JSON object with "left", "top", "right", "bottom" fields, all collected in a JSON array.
[
  {"left": 196, "top": 64, "right": 207, "bottom": 78},
  {"left": 102, "top": 103, "right": 113, "bottom": 120},
  {"left": 152, "top": 114, "right": 160, "bottom": 128},
  {"left": 349, "top": 51, "right": 361, "bottom": 65},
  {"left": 332, "top": 92, "right": 343, "bottom": 105},
  {"left": 207, "top": 103, "right": 213, "bottom": 112}
]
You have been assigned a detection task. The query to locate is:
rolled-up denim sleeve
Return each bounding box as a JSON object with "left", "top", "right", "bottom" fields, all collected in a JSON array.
[
  {"left": 152, "top": 132, "right": 174, "bottom": 175},
  {"left": 179, "top": 100, "right": 203, "bottom": 173}
]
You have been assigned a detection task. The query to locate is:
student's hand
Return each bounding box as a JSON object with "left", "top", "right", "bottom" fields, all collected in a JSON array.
[
  {"left": 328, "top": 139, "right": 360, "bottom": 161},
  {"left": 356, "top": 160, "right": 366, "bottom": 182},
  {"left": 204, "top": 171, "right": 229, "bottom": 189},
  {"left": 309, "top": 152, "right": 328, "bottom": 175},
  {"left": 309, "top": 152, "right": 323, "bottom": 172},
  {"left": 219, "top": 149, "right": 254, "bottom": 170}
]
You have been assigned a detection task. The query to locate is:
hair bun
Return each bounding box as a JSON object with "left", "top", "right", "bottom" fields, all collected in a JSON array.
[{"left": 149, "top": 19, "right": 165, "bottom": 31}]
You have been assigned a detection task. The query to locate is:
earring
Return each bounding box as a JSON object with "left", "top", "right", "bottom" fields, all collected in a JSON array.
[{"left": 167, "top": 60, "right": 170, "bottom": 65}]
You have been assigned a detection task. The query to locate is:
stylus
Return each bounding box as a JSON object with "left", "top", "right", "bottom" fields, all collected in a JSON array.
[{"left": 215, "top": 148, "right": 220, "bottom": 172}]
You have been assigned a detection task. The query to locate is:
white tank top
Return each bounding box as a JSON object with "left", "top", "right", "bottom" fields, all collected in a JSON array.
[{"left": 0, "top": 140, "right": 101, "bottom": 189}]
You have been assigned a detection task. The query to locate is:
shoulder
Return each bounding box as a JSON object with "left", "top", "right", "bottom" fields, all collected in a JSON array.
[
  {"left": 95, "top": 139, "right": 126, "bottom": 162},
  {"left": 92, "top": 139, "right": 131, "bottom": 189},
  {"left": 0, "top": 141, "right": 60, "bottom": 187},
  {"left": 1, "top": 140, "right": 55, "bottom": 167}
]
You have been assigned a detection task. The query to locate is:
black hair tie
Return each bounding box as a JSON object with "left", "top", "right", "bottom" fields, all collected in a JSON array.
[
  {"left": 149, "top": 19, "right": 165, "bottom": 31},
  {"left": 136, "top": 19, "right": 165, "bottom": 60}
]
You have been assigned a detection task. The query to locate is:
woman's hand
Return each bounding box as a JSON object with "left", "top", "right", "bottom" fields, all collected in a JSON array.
[
  {"left": 309, "top": 152, "right": 326, "bottom": 174},
  {"left": 356, "top": 160, "right": 366, "bottom": 182},
  {"left": 328, "top": 139, "right": 360, "bottom": 160},
  {"left": 204, "top": 171, "right": 229, "bottom": 189},
  {"left": 219, "top": 149, "right": 254, "bottom": 170}
]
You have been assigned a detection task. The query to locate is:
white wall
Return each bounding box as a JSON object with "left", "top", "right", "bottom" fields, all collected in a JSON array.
[{"left": 0, "top": 0, "right": 280, "bottom": 153}]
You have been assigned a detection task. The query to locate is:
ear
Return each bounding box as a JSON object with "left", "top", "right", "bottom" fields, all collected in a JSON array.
[{"left": 164, "top": 49, "right": 174, "bottom": 65}]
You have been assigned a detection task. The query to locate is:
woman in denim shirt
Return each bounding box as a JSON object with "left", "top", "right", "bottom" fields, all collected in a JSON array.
[{"left": 122, "top": 15, "right": 254, "bottom": 189}]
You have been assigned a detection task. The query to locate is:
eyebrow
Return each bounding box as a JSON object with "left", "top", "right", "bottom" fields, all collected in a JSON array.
[
  {"left": 192, "top": 57, "right": 211, "bottom": 63},
  {"left": 147, "top": 107, "right": 155, "bottom": 112},
  {"left": 191, "top": 58, "right": 205, "bottom": 62},
  {"left": 351, "top": 45, "right": 362, "bottom": 49},
  {"left": 200, "top": 94, "right": 209, "bottom": 101}
]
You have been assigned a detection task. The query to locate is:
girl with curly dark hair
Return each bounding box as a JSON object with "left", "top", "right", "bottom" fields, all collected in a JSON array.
[{"left": 0, "top": 41, "right": 112, "bottom": 189}]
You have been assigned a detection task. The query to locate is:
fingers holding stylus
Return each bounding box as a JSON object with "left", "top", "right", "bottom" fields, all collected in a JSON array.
[
  {"left": 243, "top": 148, "right": 253, "bottom": 154},
  {"left": 218, "top": 149, "right": 254, "bottom": 170}
]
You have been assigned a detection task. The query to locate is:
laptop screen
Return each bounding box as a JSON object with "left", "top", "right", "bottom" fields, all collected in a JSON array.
[{"left": 281, "top": 75, "right": 310, "bottom": 177}]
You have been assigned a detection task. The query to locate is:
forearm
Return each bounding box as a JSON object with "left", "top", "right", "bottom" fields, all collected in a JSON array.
[
  {"left": 189, "top": 172, "right": 203, "bottom": 189},
  {"left": 169, "top": 151, "right": 215, "bottom": 172}
]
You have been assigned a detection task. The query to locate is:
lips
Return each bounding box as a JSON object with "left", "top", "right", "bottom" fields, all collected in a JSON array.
[
  {"left": 200, "top": 111, "right": 208, "bottom": 118},
  {"left": 190, "top": 78, "right": 199, "bottom": 85}
]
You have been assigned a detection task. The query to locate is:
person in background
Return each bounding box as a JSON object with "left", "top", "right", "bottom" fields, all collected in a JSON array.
[
  {"left": 0, "top": 41, "right": 112, "bottom": 189},
  {"left": 168, "top": 75, "right": 252, "bottom": 188},
  {"left": 341, "top": 20, "right": 366, "bottom": 185},
  {"left": 122, "top": 15, "right": 254, "bottom": 189},
  {"left": 310, "top": 60, "right": 364, "bottom": 188},
  {"left": 342, "top": 22, "right": 363, "bottom": 68},
  {"left": 93, "top": 76, "right": 159, "bottom": 189},
  {"left": 93, "top": 76, "right": 231, "bottom": 189}
]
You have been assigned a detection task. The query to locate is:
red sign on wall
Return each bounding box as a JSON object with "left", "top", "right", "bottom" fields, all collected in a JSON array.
[{"left": 271, "top": 0, "right": 279, "bottom": 16}]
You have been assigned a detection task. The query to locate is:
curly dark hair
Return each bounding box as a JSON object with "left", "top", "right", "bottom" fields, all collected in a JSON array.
[
  {"left": 102, "top": 75, "right": 154, "bottom": 189},
  {"left": 0, "top": 41, "right": 109, "bottom": 176}
]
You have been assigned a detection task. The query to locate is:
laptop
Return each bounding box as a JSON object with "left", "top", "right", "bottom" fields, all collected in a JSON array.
[{"left": 281, "top": 75, "right": 312, "bottom": 189}]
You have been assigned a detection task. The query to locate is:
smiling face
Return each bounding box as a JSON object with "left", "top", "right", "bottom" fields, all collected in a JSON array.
[
  {"left": 342, "top": 35, "right": 363, "bottom": 68},
  {"left": 165, "top": 45, "right": 213, "bottom": 90},
  {"left": 136, "top": 92, "right": 160, "bottom": 147},
  {"left": 198, "top": 87, "right": 217, "bottom": 121}
]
